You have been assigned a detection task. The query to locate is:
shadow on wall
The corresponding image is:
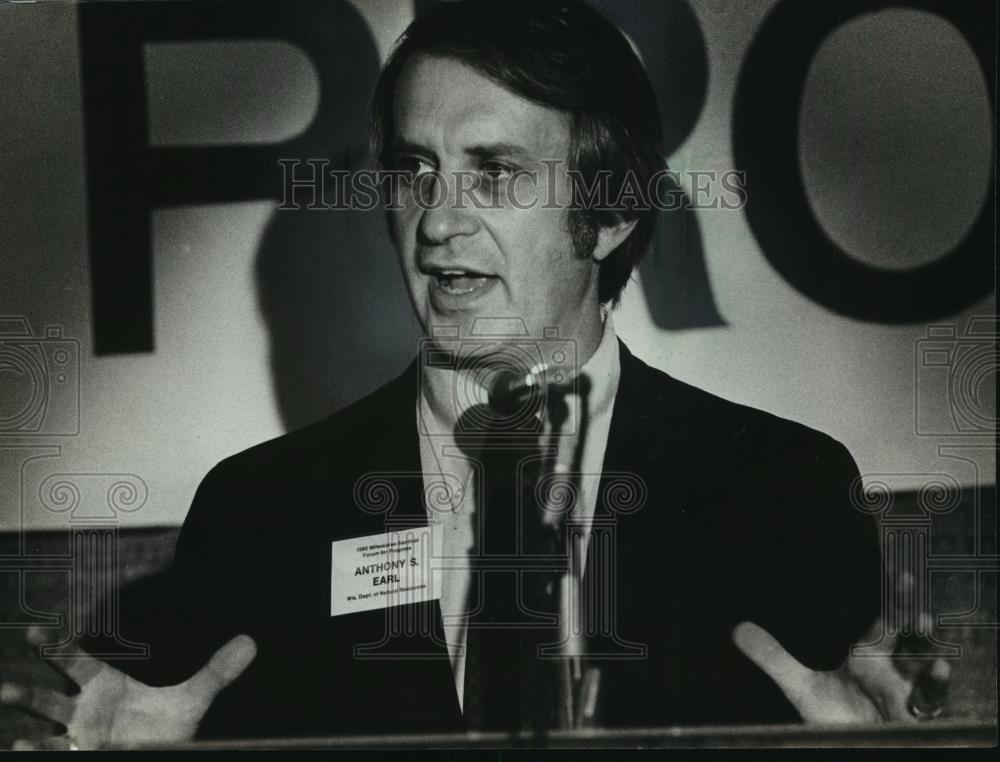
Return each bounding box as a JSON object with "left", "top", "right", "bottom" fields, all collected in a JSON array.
[
  {"left": 590, "top": 0, "right": 726, "bottom": 330},
  {"left": 256, "top": 194, "right": 422, "bottom": 431},
  {"left": 252, "top": 8, "right": 422, "bottom": 432}
]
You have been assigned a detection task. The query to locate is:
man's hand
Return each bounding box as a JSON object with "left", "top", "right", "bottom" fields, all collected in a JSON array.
[
  {"left": 1, "top": 626, "right": 257, "bottom": 750},
  {"left": 732, "top": 573, "right": 952, "bottom": 723}
]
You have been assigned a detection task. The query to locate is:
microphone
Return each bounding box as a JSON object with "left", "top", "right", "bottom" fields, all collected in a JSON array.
[
  {"left": 487, "top": 366, "right": 541, "bottom": 415},
  {"left": 487, "top": 363, "right": 574, "bottom": 415}
]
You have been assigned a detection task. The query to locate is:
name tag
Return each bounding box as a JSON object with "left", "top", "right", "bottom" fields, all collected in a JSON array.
[{"left": 330, "top": 524, "right": 443, "bottom": 616}]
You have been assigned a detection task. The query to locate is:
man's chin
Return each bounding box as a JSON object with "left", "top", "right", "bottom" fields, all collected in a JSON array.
[{"left": 424, "top": 313, "right": 536, "bottom": 343}]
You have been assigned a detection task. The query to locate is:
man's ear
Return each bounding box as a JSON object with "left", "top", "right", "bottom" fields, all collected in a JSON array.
[{"left": 591, "top": 217, "right": 638, "bottom": 262}]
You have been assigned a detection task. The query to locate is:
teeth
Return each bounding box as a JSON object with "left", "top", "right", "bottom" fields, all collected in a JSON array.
[{"left": 437, "top": 273, "right": 489, "bottom": 295}]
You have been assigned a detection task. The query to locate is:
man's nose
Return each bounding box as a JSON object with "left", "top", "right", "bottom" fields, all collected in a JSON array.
[{"left": 417, "top": 172, "right": 479, "bottom": 243}]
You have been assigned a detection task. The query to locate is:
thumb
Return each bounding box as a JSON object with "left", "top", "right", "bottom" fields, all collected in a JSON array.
[
  {"left": 732, "top": 621, "right": 814, "bottom": 708},
  {"left": 183, "top": 634, "right": 257, "bottom": 701},
  {"left": 906, "top": 658, "right": 952, "bottom": 719}
]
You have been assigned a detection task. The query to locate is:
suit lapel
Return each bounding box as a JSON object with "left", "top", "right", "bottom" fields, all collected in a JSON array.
[
  {"left": 583, "top": 340, "right": 656, "bottom": 653},
  {"left": 346, "top": 359, "right": 428, "bottom": 533},
  {"left": 579, "top": 341, "right": 681, "bottom": 724},
  {"left": 327, "top": 360, "right": 463, "bottom": 731}
]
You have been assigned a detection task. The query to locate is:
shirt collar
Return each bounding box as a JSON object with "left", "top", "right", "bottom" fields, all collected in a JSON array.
[{"left": 578, "top": 310, "right": 620, "bottom": 427}]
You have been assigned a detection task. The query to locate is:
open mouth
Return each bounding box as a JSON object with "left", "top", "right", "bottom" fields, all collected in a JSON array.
[{"left": 433, "top": 269, "right": 494, "bottom": 296}]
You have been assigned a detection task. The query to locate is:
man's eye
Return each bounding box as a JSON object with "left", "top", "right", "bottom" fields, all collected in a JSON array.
[
  {"left": 480, "top": 161, "right": 515, "bottom": 182},
  {"left": 395, "top": 156, "right": 435, "bottom": 181}
]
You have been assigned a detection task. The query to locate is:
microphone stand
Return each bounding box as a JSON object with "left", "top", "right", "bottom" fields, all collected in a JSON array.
[
  {"left": 539, "top": 377, "right": 600, "bottom": 731},
  {"left": 489, "top": 368, "right": 601, "bottom": 732}
]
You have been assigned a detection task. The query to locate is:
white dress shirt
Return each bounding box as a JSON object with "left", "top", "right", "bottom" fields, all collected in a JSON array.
[{"left": 416, "top": 315, "right": 621, "bottom": 709}]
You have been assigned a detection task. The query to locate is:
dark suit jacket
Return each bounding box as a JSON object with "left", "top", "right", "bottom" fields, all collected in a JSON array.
[{"left": 110, "top": 341, "right": 881, "bottom": 739}]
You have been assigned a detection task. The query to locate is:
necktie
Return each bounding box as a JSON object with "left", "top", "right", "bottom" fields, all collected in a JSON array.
[{"left": 461, "top": 406, "right": 566, "bottom": 732}]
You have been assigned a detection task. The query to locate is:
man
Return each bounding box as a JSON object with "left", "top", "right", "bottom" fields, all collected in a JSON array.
[{"left": 3, "top": 0, "right": 946, "bottom": 748}]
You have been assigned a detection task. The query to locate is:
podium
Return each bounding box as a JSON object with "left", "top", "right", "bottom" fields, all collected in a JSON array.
[{"left": 132, "top": 720, "right": 996, "bottom": 750}]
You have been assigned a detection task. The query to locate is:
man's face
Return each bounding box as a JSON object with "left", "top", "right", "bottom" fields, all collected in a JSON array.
[{"left": 387, "top": 55, "right": 604, "bottom": 361}]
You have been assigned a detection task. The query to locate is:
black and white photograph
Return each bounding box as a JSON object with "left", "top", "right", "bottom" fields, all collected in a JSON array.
[{"left": 0, "top": 0, "right": 995, "bottom": 751}]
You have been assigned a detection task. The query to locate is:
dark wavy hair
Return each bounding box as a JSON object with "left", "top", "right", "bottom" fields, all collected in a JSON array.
[{"left": 369, "top": 0, "right": 664, "bottom": 306}]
